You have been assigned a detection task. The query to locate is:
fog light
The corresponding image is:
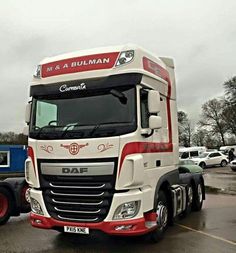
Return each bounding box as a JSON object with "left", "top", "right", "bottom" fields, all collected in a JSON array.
[
  {"left": 30, "top": 198, "right": 44, "bottom": 215},
  {"left": 115, "top": 50, "right": 134, "bottom": 67},
  {"left": 113, "top": 201, "right": 140, "bottom": 220},
  {"left": 115, "top": 225, "right": 133, "bottom": 231},
  {"left": 34, "top": 219, "right": 42, "bottom": 224}
]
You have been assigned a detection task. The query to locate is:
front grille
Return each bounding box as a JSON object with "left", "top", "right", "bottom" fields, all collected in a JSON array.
[{"left": 38, "top": 159, "right": 117, "bottom": 223}]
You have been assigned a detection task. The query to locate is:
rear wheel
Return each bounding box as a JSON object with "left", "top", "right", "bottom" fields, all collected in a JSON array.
[
  {"left": 182, "top": 184, "right": 193, "bottom": 216},
  {"left": 199, "top": 162, "right": 206, "bottom": 169},
  {"left": 0, "top": 187, "right": 12, "bottom": 225},
  {"left": 220, "top": 160, "right": 227, "bottom": 167},
  {"left": 192, "top": 181, "right": 204, "bottom": 211},
  {"left": 149, "top": 190, "right": 169, "bottom": 242}
]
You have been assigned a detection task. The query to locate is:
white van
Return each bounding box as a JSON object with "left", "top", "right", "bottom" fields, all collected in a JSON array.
[
  {"left": 219, "top": 146, "right": 236, "bottom": 156},
  {"left": 179, "top": 146, "right": 207, "bottom": 160}
]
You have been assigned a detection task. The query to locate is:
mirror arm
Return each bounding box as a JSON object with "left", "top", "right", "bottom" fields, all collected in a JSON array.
[{"left": 142, "top": 129, "right": 154, "bottom": 138}]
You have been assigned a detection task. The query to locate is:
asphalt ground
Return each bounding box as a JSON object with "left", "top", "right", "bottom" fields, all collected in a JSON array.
[
  {"left": 203, "top": 165, "right": 236, "bottom": 194},
  {"left": 0, "top": 166, "right": 235, "bottom": 253}
]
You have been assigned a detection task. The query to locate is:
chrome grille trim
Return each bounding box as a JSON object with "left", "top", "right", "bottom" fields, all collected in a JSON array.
[
  {"left": 58, "top": 215, "right": 99, "bottom": 222},
  {"left": 54, "top": 207, "right": 101, "bottom": 214},
  {"left": 50, "top": 190, "right": 105, "bottom": 197},
  {"left": 52, "top": 199, "right": 104, "bottom": 206},
  {"left": 49, "top": 182, "right": 106, "bottom": 189}
]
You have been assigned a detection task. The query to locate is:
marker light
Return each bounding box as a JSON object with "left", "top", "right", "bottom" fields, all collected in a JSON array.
[
  {"left": 113, "top": 201, "right": 140, "bottom": 220},
  {"left": 115, "top": 50, "right": 134, "bottom": 67},
  {"left": 33, "top": 65, "right": 42, "bottom": 78}
]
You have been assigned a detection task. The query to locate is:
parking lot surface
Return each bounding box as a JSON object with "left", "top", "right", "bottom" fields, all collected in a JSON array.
[{"left": 0, "top": 166, "right": 235, "bottom": 253}]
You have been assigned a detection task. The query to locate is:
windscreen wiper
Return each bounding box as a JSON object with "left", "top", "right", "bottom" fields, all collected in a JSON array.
[
  {"left": 61, "top": 123, "right": 84, "bottom": 138},
  {"left": 110, "top": 89, "right": 127, "bottom": 104},
  {"left": 89, "top": 122, "right": 130, "bottom": 137},
  {"left": 35, "top": 125, "right": 61, "bottom": 138}
]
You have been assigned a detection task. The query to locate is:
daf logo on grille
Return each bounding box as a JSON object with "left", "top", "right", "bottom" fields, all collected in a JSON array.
[{"left": 62, "top": 167, "right": 88, "bottom": 174}]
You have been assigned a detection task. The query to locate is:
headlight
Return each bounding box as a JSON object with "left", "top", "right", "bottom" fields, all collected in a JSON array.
[
  {"left": 113, "top": 201, "right": 140, "bottom": 220},
  {"left": 115, "top": 50, "right": 134, "bottom": 67},
  {"left": 30, "top": 198, "right": 44, "bottom": 215}
]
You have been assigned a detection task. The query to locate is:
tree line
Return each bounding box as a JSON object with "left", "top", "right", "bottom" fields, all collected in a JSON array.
[
  {"left": 0, "top": 132, "right": 27, "bottom": 145},
  {"left": 179, "top": 76, "right": 236, "bottom": 148}
]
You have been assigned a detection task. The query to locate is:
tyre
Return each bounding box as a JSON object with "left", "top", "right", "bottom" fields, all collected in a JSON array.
[
  {"left": 220, "top": 160, "right": 227, "bottom": 167},
  {"left": 182, "top": 184, "right": 193, "bottom": 216},
  {"left": 192, "top": 181, "right": 204, "bottom": 211},
  {"left": 0, "top": 187, "right": 13, "bottom": 225},
  {"left": 149, "top": 190, "right": 169, "bottom": 242},
  {"left": 199, "top": 162, "right": 206, "bottom": 169},
  {"left": 20, "top": 185, "right": 31, "bottom": 213}
]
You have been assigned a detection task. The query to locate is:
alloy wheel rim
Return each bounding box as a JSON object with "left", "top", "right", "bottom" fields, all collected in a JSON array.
[
  {"left": 0, "top": 193, "right": 8, "bottom": 217},
  {"left": 156, "top": 201, "right": 168, "bottom": 229},
  {"left": 198, "top": 184, "right": 203, "bottom": 203}
]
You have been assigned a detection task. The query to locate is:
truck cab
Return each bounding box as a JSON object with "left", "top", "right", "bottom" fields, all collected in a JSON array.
[{"left": 25, "top": 45, "right": 204, "bottom": 240}]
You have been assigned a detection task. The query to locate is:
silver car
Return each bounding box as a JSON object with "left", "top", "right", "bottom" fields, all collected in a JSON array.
[{"left": 229, "top": 159, "right": 236, "bottom": 172}]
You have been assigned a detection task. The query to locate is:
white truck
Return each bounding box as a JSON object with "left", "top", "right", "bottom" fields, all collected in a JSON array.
[{"left": 24, "top": 45, "right": 205, "bottom": 241}]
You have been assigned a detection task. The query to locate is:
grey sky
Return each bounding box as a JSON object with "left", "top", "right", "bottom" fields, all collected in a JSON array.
[{"left": 0, "top": 0, "right": 235, "bottom": 132}]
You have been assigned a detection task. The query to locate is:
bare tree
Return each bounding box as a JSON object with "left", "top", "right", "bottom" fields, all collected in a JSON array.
[
  {"left": 178, "top": 111, "right": 192, "bottom": 147},
  {"left": 223, "top": 76, "right": 236, "bottom": 137},
  {"left": 199, "top": 98, "right": 227, "bottom": 146}
]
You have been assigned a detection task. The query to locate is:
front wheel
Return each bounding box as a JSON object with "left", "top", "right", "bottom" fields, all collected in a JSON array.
[
  {"left": 0, "top": 187, "right": 13, "bottom": 225},
  {"left": 149, "top": 190, "right": 169, "bottom": 242},
  {"left": 192, "top": 181, "right": 204, "bottom": 211}
]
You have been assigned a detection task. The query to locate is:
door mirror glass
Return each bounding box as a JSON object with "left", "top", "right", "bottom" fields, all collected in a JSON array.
[
  {"left": 149, "top": 115, "right": 162, "bottom": 129},
  {"left": 23, "top": 126, "right": 29, "bottom": 136},
  {"left": 148, "top": 90, "right": 161, "bottom": 113},
  {"left": 25, "top": 103, "right": 32, "bottom": 124}
]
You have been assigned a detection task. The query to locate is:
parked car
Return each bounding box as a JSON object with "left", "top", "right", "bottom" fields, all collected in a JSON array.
[
  {"left": 179, "top": 160, "right": 203, "bottom": 173},
  {"left": 191, "top": 151, "right": 228, "bottom": 169},
  {"left": 229, "top": 159, "right": 236, "bottom": 172}
]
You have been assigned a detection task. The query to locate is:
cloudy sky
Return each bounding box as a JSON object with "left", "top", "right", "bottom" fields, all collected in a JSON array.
[{"left": 0, "top": 0, "right": 235, "bottom": 132}]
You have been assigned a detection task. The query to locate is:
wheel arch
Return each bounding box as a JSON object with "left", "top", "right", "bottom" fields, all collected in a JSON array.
[{"left": 153, "top": 170, "right": 179, "bottom": 224}]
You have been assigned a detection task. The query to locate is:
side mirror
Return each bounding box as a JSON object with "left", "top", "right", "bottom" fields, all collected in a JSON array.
[
  {"left": 23, "top": 126, "right": 29, "bottom": 136},
  {"left": 149, "top": 115, "right": 162, "bottom": 129},
  {"left": 25, "top": 103, "right": 32, "bottom": 124},
  {"left": 148, "top": 90, "right": 161, "bottom": 113}
]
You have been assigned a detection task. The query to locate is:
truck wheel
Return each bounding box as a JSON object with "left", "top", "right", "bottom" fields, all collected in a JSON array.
[
  {"left": 149, "top": 190, "right": 169, "bottom": 242},
  {"left": 199, "top": 162, "right": 206, "bottom": 169},
  {"left": 20, "top": 185, "right": 31, "bottom": 213},
  {"left": 0, "top": 187, "right": 12, "bottom": 225},
  {"left": 220, "top": 160, "right": 227, "bottom": 167},
  {"left": 192, "top": 181, "right": 203, "bottom": 211},
  {"left": 182, "top": 184, "right": 193, "bottom": 216}
]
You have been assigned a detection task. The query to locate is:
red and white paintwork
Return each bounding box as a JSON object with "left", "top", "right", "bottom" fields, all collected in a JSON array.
[{"left": 26, "top": 44, "right": 178, "bottom": 236}]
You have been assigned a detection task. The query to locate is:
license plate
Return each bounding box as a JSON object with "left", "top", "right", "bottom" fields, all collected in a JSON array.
[{"left": 64, "top": 226, "right": 89, "bottom": 234}]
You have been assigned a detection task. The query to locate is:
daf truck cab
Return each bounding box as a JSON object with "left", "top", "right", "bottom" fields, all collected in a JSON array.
[{"left": 25, "top": 45, "right": 205, "bottom": 241}]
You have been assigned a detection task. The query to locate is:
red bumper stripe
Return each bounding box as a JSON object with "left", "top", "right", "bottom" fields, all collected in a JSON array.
[{"left": 30, "top": 213, "right": 156, "bottom": 236}]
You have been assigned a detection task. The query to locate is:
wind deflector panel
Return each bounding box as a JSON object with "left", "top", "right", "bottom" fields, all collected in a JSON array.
[{"left": 30, "top": 73, "right": 142, "bottom": 97}]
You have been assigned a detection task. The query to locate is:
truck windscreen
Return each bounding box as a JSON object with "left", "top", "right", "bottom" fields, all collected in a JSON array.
[{"left": 29, "top": 86, "right": 136, "bottom": 139}]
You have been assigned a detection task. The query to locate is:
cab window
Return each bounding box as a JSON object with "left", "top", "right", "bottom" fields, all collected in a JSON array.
[{"left": 140, "top": 89, "right": 149, "bottom": 128}]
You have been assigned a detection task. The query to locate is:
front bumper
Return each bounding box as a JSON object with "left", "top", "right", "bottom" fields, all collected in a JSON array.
[{"left": 30, "top": 212, "right": 157, "bottom": 236}]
